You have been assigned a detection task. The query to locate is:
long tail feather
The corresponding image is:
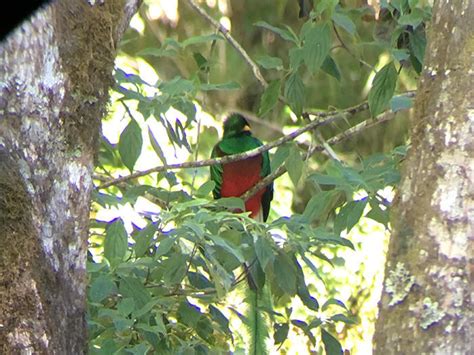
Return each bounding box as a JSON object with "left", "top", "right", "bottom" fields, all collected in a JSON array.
[{"left": 245, "top": 287, "right": 269, "bottom": 355}]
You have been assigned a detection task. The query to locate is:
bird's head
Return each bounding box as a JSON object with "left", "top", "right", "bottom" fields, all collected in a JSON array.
[{"left": 223, "top": 113, "right": 251, "bottom": 138}]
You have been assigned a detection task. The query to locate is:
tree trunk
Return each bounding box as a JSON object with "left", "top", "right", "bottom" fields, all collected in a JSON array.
[
  {"left": 374, "top": 1, "right": 473, "bottom": 354},
  {"left": 0, "top": 0, "right": 140, "bottom": 352}
]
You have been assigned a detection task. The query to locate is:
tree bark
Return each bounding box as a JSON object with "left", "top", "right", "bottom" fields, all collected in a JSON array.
[
  {"left": 374, "top": 1, "right": 473, "bottom": 354},
  {"left": 0, "top": 0, "right": 140, "bottom": 352}
]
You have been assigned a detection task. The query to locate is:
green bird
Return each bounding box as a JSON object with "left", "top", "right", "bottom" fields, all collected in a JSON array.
[
  {"left": 210, "top": 113, "right": 273, "bottom": 354},
  {"left": 210, "top": 113, "right": 273, "bottom": 222}
]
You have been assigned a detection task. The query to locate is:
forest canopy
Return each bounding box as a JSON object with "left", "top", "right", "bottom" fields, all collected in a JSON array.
[{"left": 87, "top": 0, "right": 431, "bottom": 353}]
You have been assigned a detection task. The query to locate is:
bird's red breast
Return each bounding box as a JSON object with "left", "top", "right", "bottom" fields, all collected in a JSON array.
[{"left": 220, "top": 155, "right": 265, "bottom": 219}]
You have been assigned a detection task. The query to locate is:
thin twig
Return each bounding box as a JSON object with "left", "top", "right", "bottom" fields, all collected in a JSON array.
[{"left": 183, "top": 0, "right": 268, "bottom": 88}]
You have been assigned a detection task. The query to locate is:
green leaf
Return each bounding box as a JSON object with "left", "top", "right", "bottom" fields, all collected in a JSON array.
[
  {"left": 310, "top": 172, "right": 345, "bottom": 186},
  {"left": 332, "top": 12, "right": 356, "bottom": 34},
  {"left": 119, "top": 118, "right": 143, "bottom": 172},
  {"left": 209, "top": 305, "right": 231, "bottom": 335},
  {"left": 104, "top": 218, "right": 128, "bottom": 266},
  {"left": 271, "top": 144, "right": 290, "bottom": 172},
  {"left": 322, "top": 298, "right": 348, "bottom": 311},
  {"left": 368, "top": 62, "right": 398, "bottom": 117},
  {"left": 346, "top": 198, "right": 368, "bottom": 233},
  {"left": 273, "top": 253, "right": 297, "bottom": 296},
  {"left": 208, "top": 234, "right": 244, "bottom": 263},
  {"left": 273, "top": 323, "right": 289, "bottom": 345},
  {"left": 391, "top": 48, "right": 410, "bottom": 62},
  {"left": 193, "top": 52, "right": 209, "bottom": 72},
  {"left": 148, "top": 127, "right": 167, "bottom": 165},
  {"left": 188, "top": 271, "right": 213, "bottom": 289},
  {"left": 321, "top": 56, "right": 341, "bottom": 81},
  {"left": 295, "top": 261, "right": 319, "bottom": 311},
  {"left": 255, "top": 236, "right": 274, "bottom": 270},
  {"left": 178, "top": 300, "right": 202, "bottom": 327},
  {"left": 302, "top": 191, "right": 337, "bottom": 224},
  {"left": 259, "top": 79, "right": 281, "bottom": 116},
  {"left": 216, "top": 197, "right": 245, "bottom": 211},
  {"left": 409, "top": 29, "right": 426, "bottom": 68},
  {"left": 117, "top": 297, "right": 135, "bottom": 316},
  {"left": 289, "top": 47, "right": 305, "bottom": 70},
  {"left": 397, "top": 8, "right": 424, "bottom": 28},
  {"left": 155, "top": 236, "right": 176, "bottom": 258},
  {"left": 162, "top": 254, "right": 187, "bottom": 286},
  {"left": 136, "top": 320, "right": 166, "bottom": 335},
  {"left": 182, "top": 33, "right": 222, "bottom": 47},
  {"left": 160, "top": 76, "right": 195, "bottom": 96},
  {"left": 200, "top": 81, "right": 240, "bottom": 91},
  {"left": 133, "top": 299, "right": 162, "bottom": 318},
  {"left": 119, "top": 276, "right": 151, "bottom": 309},
  {"left": 137, "top": 47, "right": 178, "bottom": 58},
  {"left": 254, "top": 21, "right": 299, "bottom": 43},
  {"left": 133, "top": 223, "right": 156, "bottom": 257},
  {"left": 89, "top": 274, "right": 117, "bottom": 303},
  {"left": 303, "top": 24, "right": 331, "bottom": 74},
  {"left": 196, "top": 180, "right": 216, "bottom": 197},
  {"left": 330, "top": 313, "right": 357, "bottom": 324},
  {"left": 285, "top": 145, "right": 304, "bottom": 186},
  {"left": 284, "top": 72, "right": 305, "bottom": 117},
  {"left": 390, "top": 95, "right": 413, "bottom": 112},
  {"left": 321, "top": 328, "right": 343, "bottom": 355},
  {"left": 366, "top": 198, "right": 390, "bottom": 226},
  {"left": 257, "top": 55, "right": 284, "bottom": 70}
]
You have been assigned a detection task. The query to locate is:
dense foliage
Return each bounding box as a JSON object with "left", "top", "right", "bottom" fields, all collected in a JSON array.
[{"left": 87, "top": 0, "right": 431, "bottom": 353}]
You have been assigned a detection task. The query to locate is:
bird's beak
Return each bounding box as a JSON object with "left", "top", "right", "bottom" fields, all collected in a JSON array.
[{"left": 243, "top": 124, "right": 251, "bottom": 132}]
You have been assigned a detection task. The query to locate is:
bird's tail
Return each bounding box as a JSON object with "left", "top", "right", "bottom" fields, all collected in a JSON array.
[{"left": 245, "top": 286, "right": 270, "bottom": 355}]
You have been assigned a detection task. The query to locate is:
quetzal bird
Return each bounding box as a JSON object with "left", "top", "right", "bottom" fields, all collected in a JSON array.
[
  {"left": 210, "top": 113, "right": 273, "bottom": 354},
  {"left": 210, "top": 113, "right": 273, "bottom": 222}
]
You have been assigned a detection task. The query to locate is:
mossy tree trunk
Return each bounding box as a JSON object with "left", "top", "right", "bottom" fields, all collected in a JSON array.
[
  {"left": 0, "top": 0, "right": 140, "bottom": 352},
  {"left": 374, "top": 1, "right": 473, "bottom": 353}
]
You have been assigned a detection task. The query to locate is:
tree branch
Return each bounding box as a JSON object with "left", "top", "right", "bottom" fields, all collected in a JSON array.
[
  {"left": 240, "top": 110, "right": 400, "bottom": 201},
  {"left": 182, "top": 0, "right": 268, "bottom": 88},
  {"left": 96, "top": 93, "right": 414, "bottom": 190}
]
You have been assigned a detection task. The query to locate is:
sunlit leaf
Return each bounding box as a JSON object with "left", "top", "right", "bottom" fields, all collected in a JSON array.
[
  {"left": 257, "top": 55, "right": 284, "bottom": 70},
  {"left": 274, "top": 323, "right": 289, "bottom": 345},
  {"left": 285, "top": 145, "right": 304, "bottom": 186},
  {"left": 182, "top": 33, "right": 222, "bottom": 47},
  {"left": 302, "top": 24, "right": 331, "bottom": 74},
  {"left": 259, "top": 79, "right": 281, "bottom": 116},
  {"left": 254, "top": 21, "right": 299, "bottom": 43},
  {"left": 119, "top": 118, "right": 143, "bottom": 172},
  {"left": 273, "top": 253, "right": 297, "bottom": 296},
  {"left": 321, "top": 328, "right": 343, "bottom": 355},
  {"left": 332, "top": 12, "right": 356, "bottom": 34},
  {"left": 104, "top": 218, "right": 128, "bottom": 266},
  {"left": 255, "top": 236, "right": 275, "bottom": 270},
  {"left": 119, "top": 276, "right": 151, "bottom": 309},
  {"left": 284, "top": 72, "right": 305, "bottom": 117},
  {"left": 148, "top": 126, "right": 167, "bottom": 165},
  {"left": 89, "top": 275, "right": 117, "bottom": 303},
  {"left": 368, "top": 62, "right": 398, "bottom": 117}
]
